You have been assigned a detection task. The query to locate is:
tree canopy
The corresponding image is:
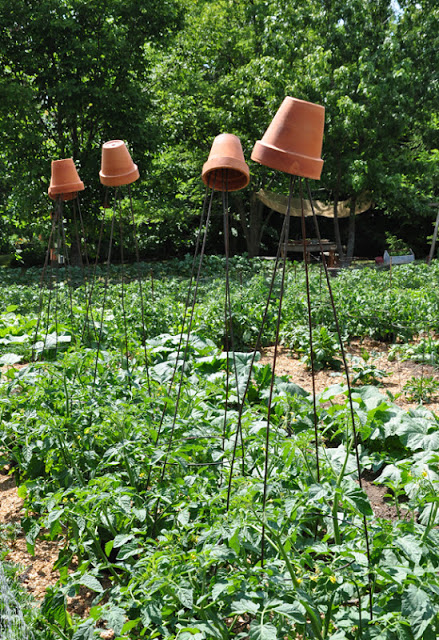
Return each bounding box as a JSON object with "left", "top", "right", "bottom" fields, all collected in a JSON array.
[
  {"left": 0, "top": 0, "right": 438, "bottom": 261},
  {"left": 0, "top": 0, "right": 183, "bottom": 255}
]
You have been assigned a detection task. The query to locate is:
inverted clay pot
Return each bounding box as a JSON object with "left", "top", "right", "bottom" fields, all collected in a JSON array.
[
  {"left": 202, "top": 133, "right": 250, "bottom": 191},
  {"left": 251, "top": 97, "right": 325, "bottom": 180},
  {"left": 99, "top": 140, "right": 139, "bottom": 187},
  {"left": 48, "top": 158, "right": 84, "bottom": 200}
]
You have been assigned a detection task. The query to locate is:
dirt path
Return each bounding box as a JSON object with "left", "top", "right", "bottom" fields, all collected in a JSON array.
[
  {"left": 260, "top": 338, "right": 439, "bottom": 520},
  {"left": 0, "top": 472, "right": 60, "bottom": 600},
  {"left": 0, "top": 469, "right": 102, "bottom": 620},
  {"left": 260, "top": 338, "right": 439, "bottom": 414}
]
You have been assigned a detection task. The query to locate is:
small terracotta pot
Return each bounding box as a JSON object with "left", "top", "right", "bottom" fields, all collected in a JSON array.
[
  {"left": 251, "top": 97, "right": 325, "bottom": 179},
  {"left": 48, "top": 158, "right": 84, "bottom": 200},
  {"left": 202, "top": 134, "right": 249, "bottom": 191},
  {"left": 99, "top": 140, "right": 139, "bottom": 187}
]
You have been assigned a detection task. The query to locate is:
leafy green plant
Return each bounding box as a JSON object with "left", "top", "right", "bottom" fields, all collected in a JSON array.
[
  {"left": 0, "top": 559, "right": 57, "bottom": 640},
  {"left": 348, "top": 351, "right": 389, "bottom": 386},
  {"left": 389, "top": 334, "right": 439, "bottom": 366},
  {"left": 385, "top": 232, "right": 411, "bottom": 255},
  {"left": 288, "top": 325, "right": 342, "bottom": 370},
  {"left": 403, "top": 375, "right": 439, "bottom": 403},
  {"left": 3, "top": 260, "right": 439, "bottom": 637}
]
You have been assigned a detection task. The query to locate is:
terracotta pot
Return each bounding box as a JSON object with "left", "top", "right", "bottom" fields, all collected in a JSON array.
[
  {"left": 49, "top": 189, "right": 77, "bottom": 201},
  {"left": 202, "top": 134, "right": 249, "bottom": 191},
  {"left": 48, "top": 158, "right": 84, "bottom": 200},
  {"left": 251, "top": 97, "right": 325, "bottom": 179},
  {"left": 99, "top": 140, "right": 139, "bottom": 187}
]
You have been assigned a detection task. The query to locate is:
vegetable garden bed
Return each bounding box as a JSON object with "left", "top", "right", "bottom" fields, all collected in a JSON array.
[{"left": 1, "top": 257, "right": 439, "bottom": 639}]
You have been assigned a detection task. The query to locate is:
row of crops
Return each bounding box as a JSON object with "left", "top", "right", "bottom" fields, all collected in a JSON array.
[{"left": 1, "top": 257, "right": 439, "bottom": 639}]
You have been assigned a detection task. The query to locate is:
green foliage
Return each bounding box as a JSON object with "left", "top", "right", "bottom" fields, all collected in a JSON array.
[
  {"left": 1, "top": 0, "right": 439, "bottom": 259},
  {"left": 287, "top": 325, "right": 342, "bottom": 371},
  {"left": 2, "top": 260, "right": 439, "bottom": 636},
  {"left": 0, "top": 0, "right": 184, "bottom": 254},
  {"left": 348, "top": 351, "right": 389, "bottom": 386},
  {"left": 147, "top": 0, "right": 439, "bottom": 257},
  {"left": 403, "top": 376, "right": 439, "bottom": 404},
  {"left": 385, "top": 233, "right": 411, "bottom": 256},
  {"left": 389, "top": 333, "right": 439, "bottom": 366},
  {"left": 0, "top": 558, "right": 57, "bottom": 640}
]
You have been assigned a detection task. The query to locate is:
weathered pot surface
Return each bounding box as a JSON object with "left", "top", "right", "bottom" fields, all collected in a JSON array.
[
  {"left": 251, "top": 97, "right": 325, "bottom": 180},
  {"left": 48, "top": 158, "right": 84, "bottom": 200},
  {"left": 202, "top": 133, "right": 250, "bottom": 191},
  {"left": 99, "top": 140, "right": 139, "bottom": 187}
]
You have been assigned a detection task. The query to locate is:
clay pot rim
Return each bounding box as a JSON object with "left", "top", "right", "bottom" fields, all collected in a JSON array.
[
  {"left": 48, "top": 180, "right": 84, "bottom": 195},
  {"left": 202, "top": 156, "right": 249, "bottom": 185},
  {"left": 48, "top": 187, "right": 79, "bottom": 201},
  {"left": 99, "top": 164, "right": 139, "bottom": 187},
  {"left": 251, "top": 141, "right": 323, "bottom": 180}
]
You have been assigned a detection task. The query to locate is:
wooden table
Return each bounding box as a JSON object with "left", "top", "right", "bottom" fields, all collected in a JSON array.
[{"left": 281, "top": 240, "right": 338, "bottom": 267}]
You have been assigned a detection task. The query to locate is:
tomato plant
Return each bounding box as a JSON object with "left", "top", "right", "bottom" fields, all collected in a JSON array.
[{"left": 1, "top": 259, "right": 439, "bottom": 638}]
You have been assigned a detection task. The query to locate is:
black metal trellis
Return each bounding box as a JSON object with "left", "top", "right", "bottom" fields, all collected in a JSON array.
[
  {"left": 222, "top": 172, "right": 374, "bottom": 615},
  {"left": 221, "top": 170, "right": 245, "bottom": 476},
  {"left": 305, "top": 178, "right": 373, "bottom": 618},
  {"left": 225, "top": 184, "right": 296, "bottom": 511},
  {"left": 32, "top": 195, "right": 77, "bottom": 362},
  {"left": 149, "top": 181, "right": 217, "bottom": 533},
  {"left": 260, "top": 174, "right": 294, "bottom": 566}
]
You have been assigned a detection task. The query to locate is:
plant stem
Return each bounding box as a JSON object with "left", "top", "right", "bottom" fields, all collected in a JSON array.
[{"left": 332, "top": 434, "right": 354, "bottom": 545}]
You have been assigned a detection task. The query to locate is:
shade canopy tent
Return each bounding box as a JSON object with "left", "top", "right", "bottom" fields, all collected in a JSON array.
[{"left": 256, "top": 189, "right": 372, "bottom": 218}]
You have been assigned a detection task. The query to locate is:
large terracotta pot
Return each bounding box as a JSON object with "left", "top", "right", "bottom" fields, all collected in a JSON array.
[
  {"left": 99, "top": 140, "right": 139, "bottom": 187},
  {"left": 202, "top": 133, "right": 249, "bottom": 191},
  {"left": 251, "top": 97, "right": 325, "bottom": 180},
  {"left": 48, "top": 158, "right": 84, "bottom": 200}
]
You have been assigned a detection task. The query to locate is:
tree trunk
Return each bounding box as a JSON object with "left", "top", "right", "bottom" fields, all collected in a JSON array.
[
  {"left": 345, "top": 196, "right": 357, "bottom": 265},
  {"left": 235, "top": 192, "right": 271, "bottom": 257},
  {"left": 332, "top": 166, "right": 345, "bottom": 265}
]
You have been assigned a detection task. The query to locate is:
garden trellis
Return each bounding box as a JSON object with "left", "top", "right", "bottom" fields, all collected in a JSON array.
[
  {"left": 4, "top": 99, "right": 439, "bottom": 638},
  {"left": 33, "top": 97, "right": 377, "bottom": 627}
]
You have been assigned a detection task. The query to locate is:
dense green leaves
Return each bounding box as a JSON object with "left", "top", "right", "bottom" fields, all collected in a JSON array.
[
  {"left": 2, "top": 0, "right": 438, "bottom": 260},
  {"left": 2, "top": 259, "right": 439, "bottom": 637},
  {"left": 0, "top": 0, "right": 183, "bottom": 253}
]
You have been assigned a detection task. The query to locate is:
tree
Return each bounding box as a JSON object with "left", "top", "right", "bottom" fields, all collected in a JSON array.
[
  {"left": 305, "top": 0, "right": 439, "bottom": 262},
  {"left": 2, "top": 0, "right": 437, "bottom": 261},
  {"left": 149, "top": 0, "right": 296, "bottom": 257},
  {"left": 0, "top": 0, "right": 183, "bottom": 251},
  {"left": 151, "top": 0, "right": 439, "bottom": 259}
]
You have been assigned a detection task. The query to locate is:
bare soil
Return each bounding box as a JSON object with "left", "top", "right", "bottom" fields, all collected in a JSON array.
[
  {"left": 1, "top": 339, "right": 437, "bottom": 618},
  {"left": 260, "top": 338, "right": 439, "bottom": 520}
]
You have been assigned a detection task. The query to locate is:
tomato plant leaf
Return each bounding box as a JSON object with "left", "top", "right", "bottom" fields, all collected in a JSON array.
[
  {"left": 102, "top": 605, "right": 126, "bottom": 636},
  {"left": 176, "top": 586, "right": 193, "bottom": 609},
  {"left": 401, "top": 584, "right": 435, "bottom": 639},
  {"left": 231, "top": 598, "right": 260, "bottom": 615},
  {"left": 212, "top": 580, "right": 229, "bottom": 601},
  {"left": 249, "top": 620, "right": 277, "bottom": 640},
  {"left": 141, "top": 601, "right": 162, "bottom": 626},
  {"left": 396, "top": 535, "right": 423, "bottom": 566},
  {"left": 79, "top": 574, "right": 103, "bottom": 593}
]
